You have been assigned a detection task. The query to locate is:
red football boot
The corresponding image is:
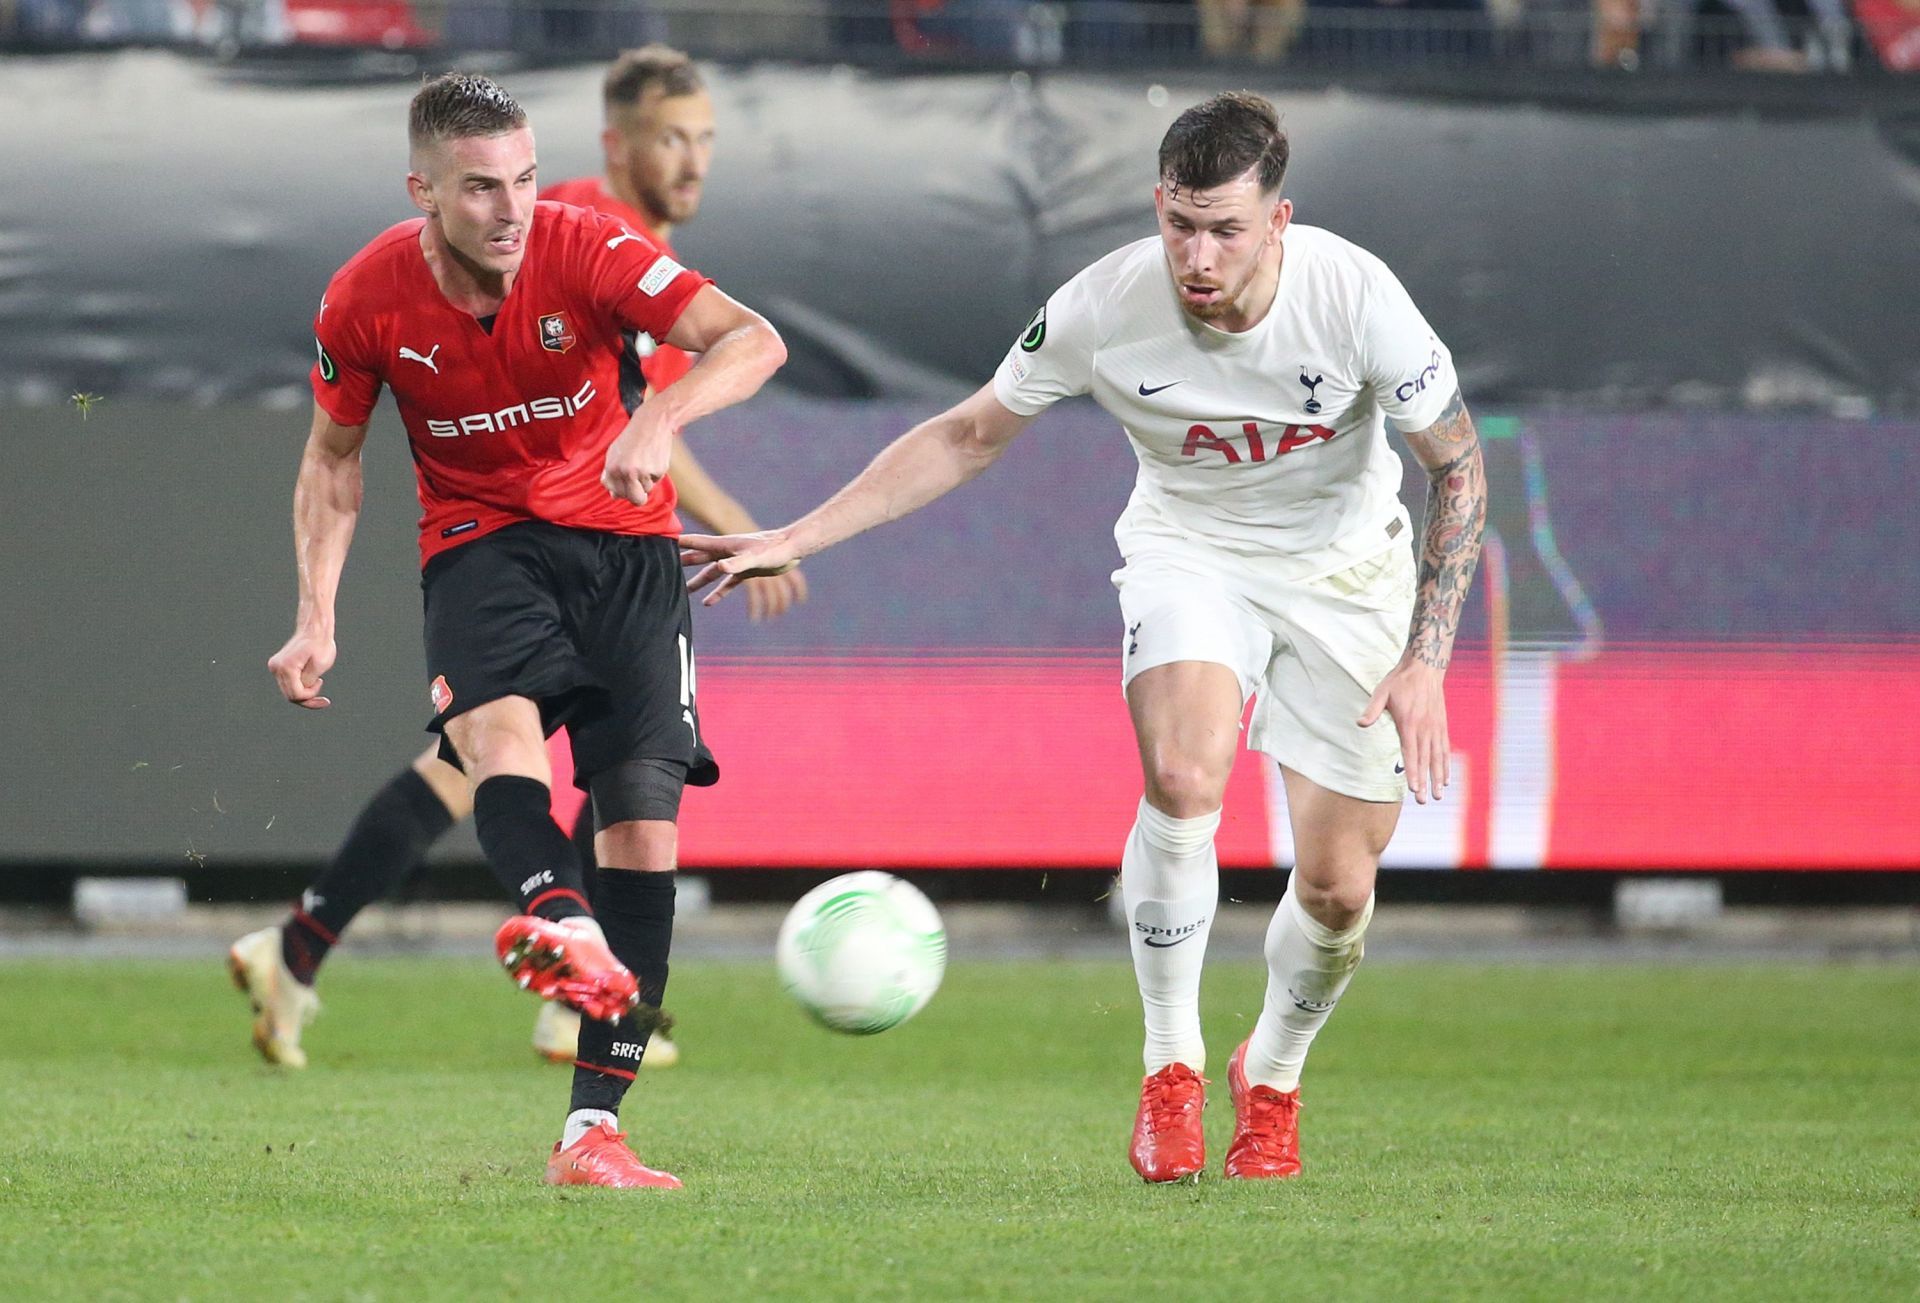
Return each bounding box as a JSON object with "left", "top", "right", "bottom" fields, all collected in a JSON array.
[
  {"left": 494, "top": 915, "right": 640, "bottom": 1025},
  {"left": 1224, "top": 1040, "right": 1302, "bottom": 1179},
  {"left": 544, "top": 1122, "right": 682, "bottom": 1190},
  {"left": 1129, "top": 1062, "right": 1207, "bottom": 1183}
]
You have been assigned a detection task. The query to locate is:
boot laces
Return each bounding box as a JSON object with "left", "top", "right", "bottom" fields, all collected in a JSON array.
[{"left": 1141, "top": 1068, "right": 1204, "bottom": 1132}]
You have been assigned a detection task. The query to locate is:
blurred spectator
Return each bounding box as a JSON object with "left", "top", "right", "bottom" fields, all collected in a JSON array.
[
  {"left": 1197, "top": 0, "right": 1305, "bottom": 59},
  {"left": 1853, "top": 0, "right": 1920, "bottom": 70},
  {"left": 1694, "top": 0, "right": 1854, "bottom": 67},
  {"left": 1590, "top": 0, "right": 1641, "bottom": 64}
]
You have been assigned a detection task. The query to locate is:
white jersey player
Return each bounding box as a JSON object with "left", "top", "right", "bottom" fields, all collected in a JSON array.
[{"left": 683, "top": 92, "right": 1487, "bottom": 1184}]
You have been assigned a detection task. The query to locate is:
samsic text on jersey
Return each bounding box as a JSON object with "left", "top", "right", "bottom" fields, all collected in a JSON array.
[{"left": 309, "top": 200, "right": 710, "bottom": 566}]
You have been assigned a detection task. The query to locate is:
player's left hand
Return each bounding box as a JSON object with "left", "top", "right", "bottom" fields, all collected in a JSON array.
[
  {"left": 1359, "top": 658, "right": 1450, "bottom": 805},
  {"left": 602, "top": 424, "right": 674, "bottom": 504},
  {"left": 743, "top": 567, "right": 810, "bottom": 622}
]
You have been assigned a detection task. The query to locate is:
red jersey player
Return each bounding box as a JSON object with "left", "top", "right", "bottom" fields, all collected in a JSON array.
[
  {"left": 540, "top": 44, "right": 703, "bottom": 396},
  {"left": 230, "top": 50, "right": 802, "bottom": 1083},
  {"left": 259, "top": 73, "right": 786, "bottom": 1189},
  {"left": 542, "top": 44, "right": 807, "bottom": 623}
]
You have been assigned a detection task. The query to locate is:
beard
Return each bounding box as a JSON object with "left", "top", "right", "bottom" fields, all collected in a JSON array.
[
  {"left": 1181, "top": 291, "right": 1236, "bottom": 322},
  {"left": 630, "top": 165, "right": 701, "bottom": 227},
  {"left": 1175, "top": 258, "right": 1262, "bottom": 322}
]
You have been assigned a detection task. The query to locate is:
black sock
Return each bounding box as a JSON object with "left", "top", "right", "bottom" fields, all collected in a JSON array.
[
  {"left": 571, "top": 869, "right": 675, "bottom": 1113},
  {"left": 570, "top": 803, "right": 600, "bottom": 906},
  {"left": 280, "top": 911, "right": 334, "bottom": 987},
  {"left": 471, "top": 776, "right": 591, "bottom": 921},
  {"left": 283, "top": 767, "right": 455, "bottom": 984}
]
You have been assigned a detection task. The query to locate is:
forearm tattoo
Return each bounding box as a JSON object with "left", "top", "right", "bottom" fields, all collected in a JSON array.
[{"left": 1403, "top": 390, "right": 1487, "bottom": 671}]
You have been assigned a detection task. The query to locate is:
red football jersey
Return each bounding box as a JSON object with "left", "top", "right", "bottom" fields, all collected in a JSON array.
[
  {"left": 310, "top": 200, "right": 710, "bottom": 566},
  {"left": 538, "top": 176, "right": 695, "bottom": 393}
]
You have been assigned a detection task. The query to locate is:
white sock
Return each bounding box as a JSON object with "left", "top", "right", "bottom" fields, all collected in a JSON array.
[
  {"left": 1121, "top": 798, "right": 1221, "bottom": 1074},
  {"left": 561, "top": 1108, "right": 618, "bottom": 1151},
  {"left": 556, "top": 916, "right": 605, "bottom": 941},
  {"left": 1243, "top": 883, "right": 1373, "bottom": 1092}
]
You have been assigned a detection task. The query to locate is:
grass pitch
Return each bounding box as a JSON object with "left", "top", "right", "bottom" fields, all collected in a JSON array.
[{"left": 2, "top": 956, "right": 1916, "bottom": 1300}]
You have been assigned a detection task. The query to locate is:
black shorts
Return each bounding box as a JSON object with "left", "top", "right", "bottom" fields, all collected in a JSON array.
[{"left": 419, "top": 522, "right": 717, "bottom": 791}]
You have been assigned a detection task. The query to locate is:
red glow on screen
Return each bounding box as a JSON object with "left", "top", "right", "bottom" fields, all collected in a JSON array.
[{"left": 666, "top": 647, "right": 1919, "bottom": 871}]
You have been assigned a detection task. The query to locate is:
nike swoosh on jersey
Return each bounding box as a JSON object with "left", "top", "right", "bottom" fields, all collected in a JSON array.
[{"left": 1137, "top": 380, "right": 1183, "bottom": 396}]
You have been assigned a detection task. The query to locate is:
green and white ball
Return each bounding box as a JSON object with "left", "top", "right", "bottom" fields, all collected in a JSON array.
[{"left": 776, "top": 872, "right": 947, "bottom": 1035}]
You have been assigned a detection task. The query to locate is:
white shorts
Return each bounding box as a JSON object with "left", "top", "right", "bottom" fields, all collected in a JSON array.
[{"left": 1114, "top": 537, "right": 1416, "bottom": 803}]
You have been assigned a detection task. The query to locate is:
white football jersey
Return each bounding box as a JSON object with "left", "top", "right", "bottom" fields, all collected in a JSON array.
[{"left": 992, "top": 224, "right": 1456, "bottom": 581}]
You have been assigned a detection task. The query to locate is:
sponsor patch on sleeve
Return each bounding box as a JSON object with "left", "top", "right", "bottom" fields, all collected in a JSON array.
[
  {"left": 315, "top": 337, "right": 337, "bottom": 383},
  {"left": 637, "top": 255, "right": 685, "bottom": 298},
  {"left": 1018, "top": 305, "right": 1046, "bottom": 353}
]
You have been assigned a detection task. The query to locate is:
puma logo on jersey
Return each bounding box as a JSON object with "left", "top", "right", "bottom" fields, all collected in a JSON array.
[
  {"left": 605, "top": 229, "right": 648, "bottom": 251},
  {"left": 426, "top": 379, "right": 598, "bottom": 437},
  {"left": 399, "top": 344, "right": 442, "bottom": 374},
  {"left": 1183, "top": 421, "right": 1337, "bottom": 464}
]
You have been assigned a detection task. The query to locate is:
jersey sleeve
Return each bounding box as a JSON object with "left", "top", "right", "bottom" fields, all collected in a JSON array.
[
  {"left": 1356, "top": 257, "right": 1457, "bottom": 433},
  {"left": 577, "top": 209, "right": 713, "bottom": 348},
  {"left": 309, "top": 281, "right": 382, "bottom": 427},
  {"left": 991, "top": 268, "right": 1099, "bottom": 417}
]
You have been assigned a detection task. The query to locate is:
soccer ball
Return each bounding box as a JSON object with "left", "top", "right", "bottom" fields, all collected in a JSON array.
[{"left": 775, "top": 871, "right": 947, "bottom": 1035}]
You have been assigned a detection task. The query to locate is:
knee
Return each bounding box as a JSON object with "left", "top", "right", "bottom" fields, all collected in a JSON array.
[
  {"left": 446, "top": 710, "right": 545, "bottom": 784},
  {"left": 597, "top": 820, "right": 677, "bottom": 872},
  {"left": 1142, "top": 755, "right": 1229, "bottom": 819},
  {"left": 1290, "top": 873, "right": 1375, "bottom": 933}
]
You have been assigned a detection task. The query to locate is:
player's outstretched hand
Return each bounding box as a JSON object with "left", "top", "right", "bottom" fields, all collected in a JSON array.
[
  {"left": 1359, "top": 658, "right": 1449, "bottom": 804},
  {"left": 743, "top": 567, "right": 810, "bottom": 622},
  {"left": 681, "top": 530, "right": 801, "bottom": 608},
  {"left": 268, "top": 631, "right": 337, "bottom": 709}
]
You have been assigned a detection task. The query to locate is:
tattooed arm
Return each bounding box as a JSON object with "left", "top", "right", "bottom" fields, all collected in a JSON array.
[
  {"left": 1402, "top": 390, "right": 1488, "bottom": 671},
  {"left": 1358, "top": 389, "right": 1488, "bottom": 804}
]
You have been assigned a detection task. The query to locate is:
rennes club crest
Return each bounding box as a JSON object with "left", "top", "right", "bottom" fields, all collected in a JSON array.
[{"left": 538, "top": 312, "right": 576, "bottom": 354}]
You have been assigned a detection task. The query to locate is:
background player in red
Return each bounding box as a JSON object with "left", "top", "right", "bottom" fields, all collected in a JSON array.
[
  {"left": 230, "top": 46, "right": 801, "bottom": 1075},
  {"left": 544, "top": 44, "right": 808, "bottom": 623},
  {"left": 258, "top": 73, "right": 785, "bottom": 1188}
]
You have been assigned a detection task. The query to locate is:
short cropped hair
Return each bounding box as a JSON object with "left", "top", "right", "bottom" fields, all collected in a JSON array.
[
  {"left": 408, "top": 73, "right": 527, "bottom": 152},
  {"left": 604, "top": 45, "right": 705, "bottom": 110},
  {"left": 1158, "top": 92, "right": 1290, "bottom": 196}
]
